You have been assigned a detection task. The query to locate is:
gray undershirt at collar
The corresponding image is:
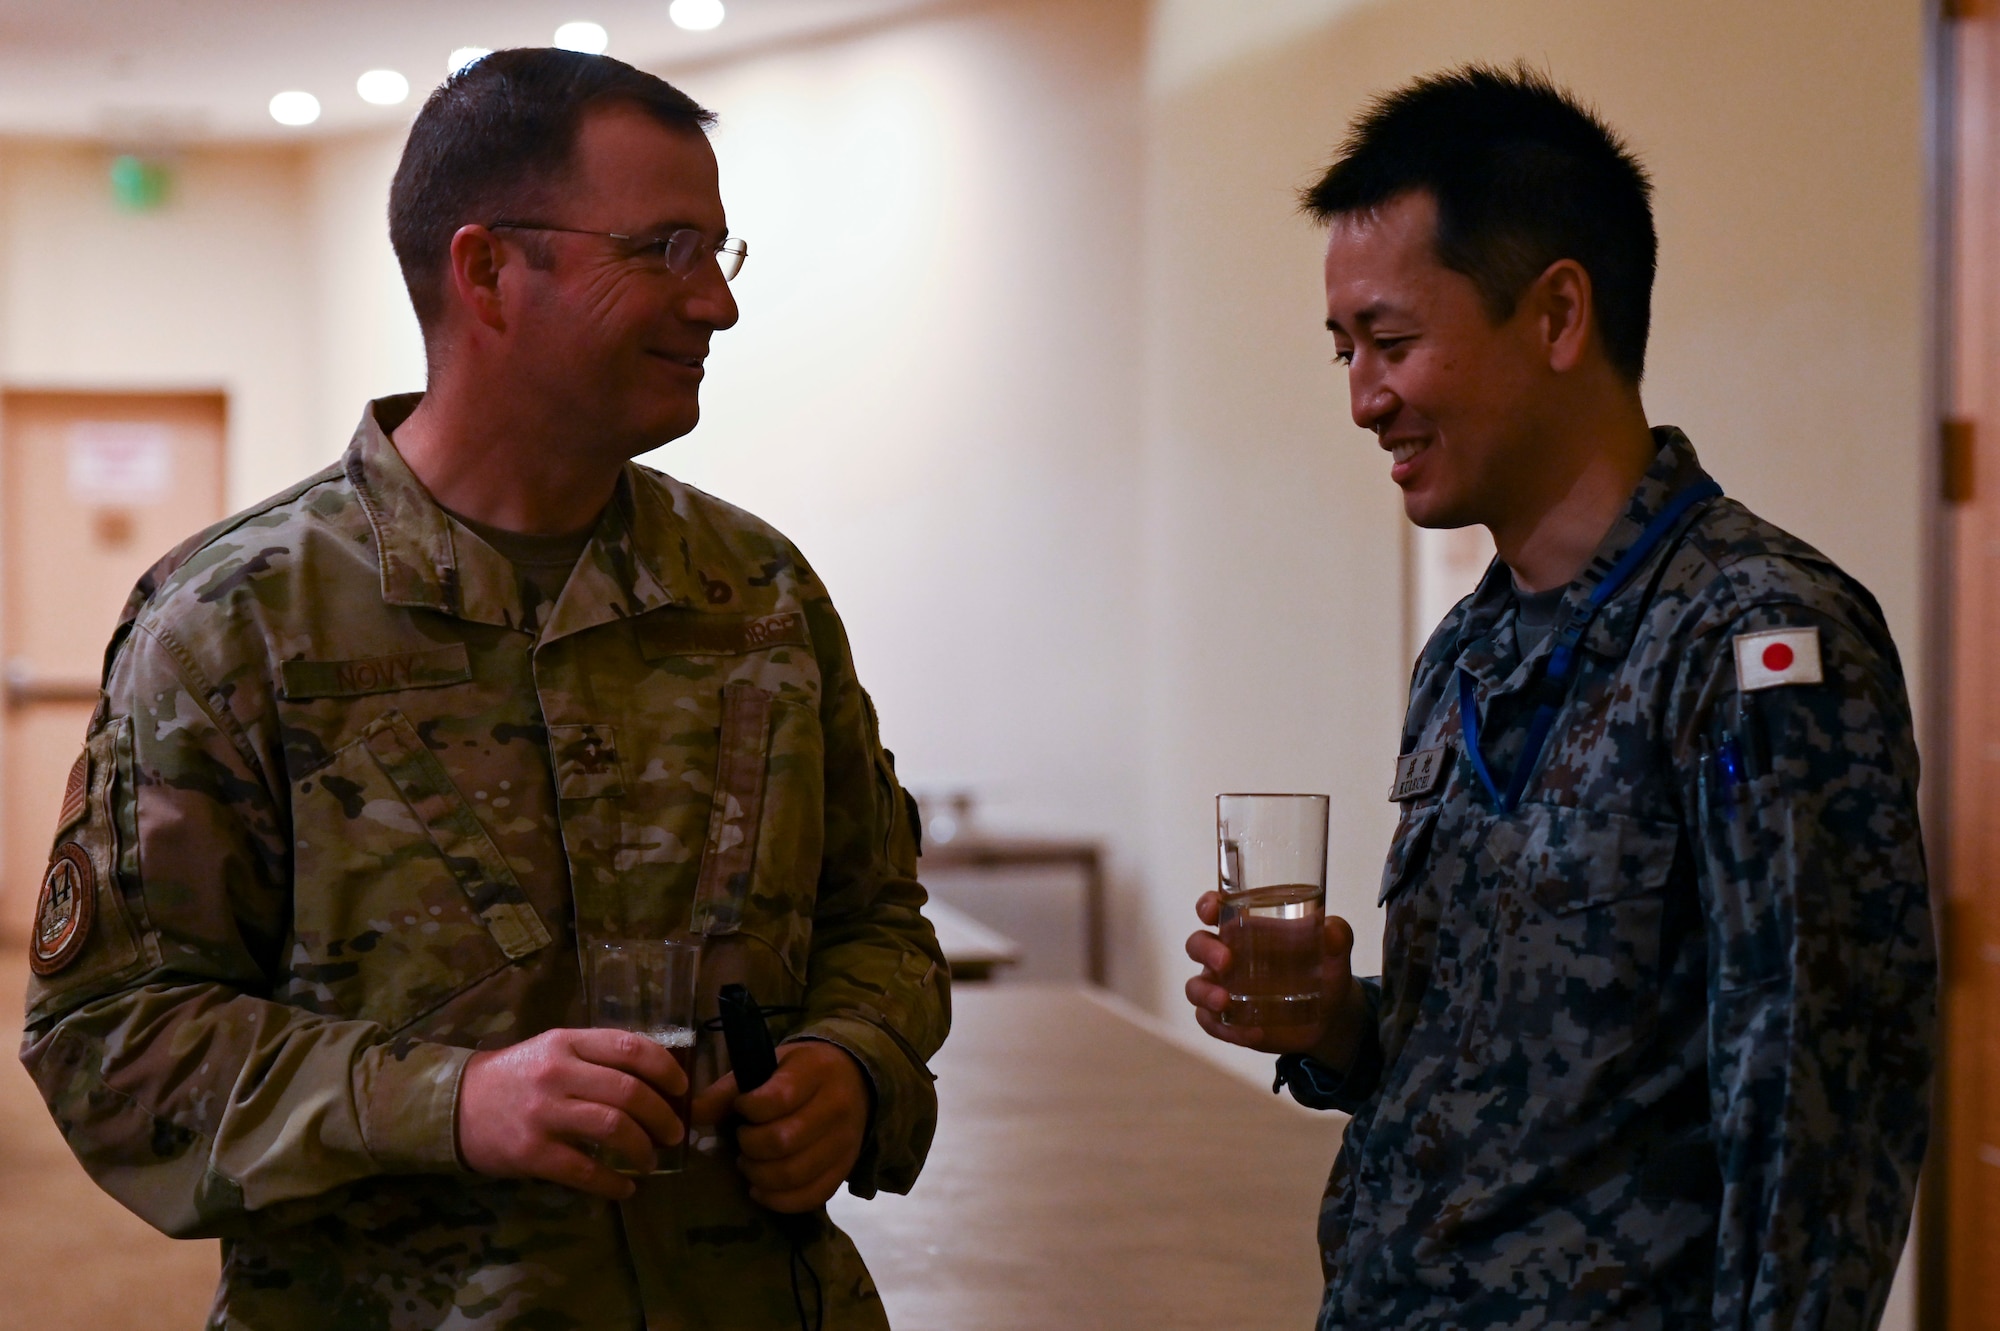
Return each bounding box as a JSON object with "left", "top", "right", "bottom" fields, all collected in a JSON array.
[{"left": 1512, "top": 581, "right": 1568, "bottom": 658}]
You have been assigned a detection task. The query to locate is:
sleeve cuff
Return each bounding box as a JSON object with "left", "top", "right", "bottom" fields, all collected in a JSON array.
[
  {"left": 354, "top": 1040, "right": 475, "bottom": 1174},
  {"left": 1273, "top": 979, "right": 1385, "bottom": 1114}
]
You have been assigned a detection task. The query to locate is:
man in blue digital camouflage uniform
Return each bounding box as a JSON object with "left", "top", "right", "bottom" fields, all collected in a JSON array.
[{"left": 1185, "top": 65, "right": 1934, "bottom": 1328}]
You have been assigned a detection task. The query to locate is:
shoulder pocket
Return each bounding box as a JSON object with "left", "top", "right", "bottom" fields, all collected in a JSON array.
[
  {"left": 690, "top": 685, "right": 825, "bottom": 995},
  {"left": 691, "top": 683, "right": 775, "bottom": 938},
  {"left": 25, "top": 719, "right": 156, "bottom": 1023}
]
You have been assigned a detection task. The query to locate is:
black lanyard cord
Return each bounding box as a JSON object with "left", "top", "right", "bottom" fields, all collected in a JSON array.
[
  {"left": 1458, "top": 477, "right": 1723, "bottom": 813},
  {"left": 703, "top": 997, "right": 824, "bottom": 1331}
]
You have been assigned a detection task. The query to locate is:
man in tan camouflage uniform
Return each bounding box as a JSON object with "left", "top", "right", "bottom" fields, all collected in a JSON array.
[
  {"left": 1187, "top": 67, "right": 1932, "bottom": 1327},
  {"left": 21, "top": 49, "right": 948, "bottom": 1330}
]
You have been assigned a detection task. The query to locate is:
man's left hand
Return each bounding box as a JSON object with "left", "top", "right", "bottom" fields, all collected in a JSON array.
[{"left": 691, "top": 1040, "right": 870, "bottom": 1212}]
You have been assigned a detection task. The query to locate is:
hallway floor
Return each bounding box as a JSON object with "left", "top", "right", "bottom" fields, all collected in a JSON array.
[{"left": 3, "top": 961, "right": 1337, "bottom": 1329}]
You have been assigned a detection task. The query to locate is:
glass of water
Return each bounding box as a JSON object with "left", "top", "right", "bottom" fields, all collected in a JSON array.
[
  {"left": 585, "top": 937, "right": 702, "bottom": 1174},
  {"left": 1215, "top": 794, "right": 1330, "bottom": 1042}
]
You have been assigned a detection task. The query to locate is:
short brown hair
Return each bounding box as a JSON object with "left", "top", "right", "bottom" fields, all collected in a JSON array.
[{"left": 388, "top": 48, "right": 716, "bottom": 331}]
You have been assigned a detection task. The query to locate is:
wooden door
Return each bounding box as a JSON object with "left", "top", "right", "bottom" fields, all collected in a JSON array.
[
  {"left": 0, "top": 391, "right": 226, "bottom": 940},
  {"left": 1943, "top": 9, "right": 2000, "bottom": 1328}
]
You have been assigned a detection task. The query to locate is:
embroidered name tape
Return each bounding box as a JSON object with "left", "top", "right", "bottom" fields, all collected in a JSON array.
[
  {"left": 281, "top": 644, "right": 473, "bottom": 699},
  {"left": 1388, "top": 745, "right": 1449, "bottom": 801},
  {"left": 1734, "top": 627, "right": 1823, "bottom": 692},
  {"left": 638, "top": 610, "right": 810, "bottom": 660}
]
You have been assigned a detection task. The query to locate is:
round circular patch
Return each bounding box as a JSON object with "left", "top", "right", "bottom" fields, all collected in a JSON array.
[
  {"left": 30, "top": 843, "right": 94, "bottom": 976},
  {"left": 1761, "top": 642, "right": 1797, "bottom": 673}
]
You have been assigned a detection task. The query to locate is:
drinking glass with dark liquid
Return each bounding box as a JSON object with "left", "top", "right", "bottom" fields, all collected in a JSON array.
[
  {"left": 1215, "top": 793, "right": 1330, "bottom": 1043},
  {"left": 586, "top": 938, "right": 702, "bottom": 1174}
]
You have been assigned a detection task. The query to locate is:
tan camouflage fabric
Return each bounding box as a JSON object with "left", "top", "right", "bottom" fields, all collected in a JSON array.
[
  {"left": 19, "top": 394, "right": 951, "bottom": 1330},
  {"left": 1278, "top": 430, "right": 1934, "bottom": 1329}
]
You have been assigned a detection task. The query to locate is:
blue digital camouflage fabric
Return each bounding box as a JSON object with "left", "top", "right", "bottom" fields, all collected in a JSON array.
[
  {"left": 1285, "top": 429, "right": 1934, "bottom": 1329},
  {"left": 19, "top": 395, "right": 950, "bottom": 1330}
]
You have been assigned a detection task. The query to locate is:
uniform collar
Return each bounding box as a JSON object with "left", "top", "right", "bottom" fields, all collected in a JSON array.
[
  {"left": 346, "top": 394, "right": 697, "bottom": 637},
  {"left": 1569, "top": 426, "right": 1712, "bottom": 662},
  {"left": 1452, "top": 559, "right": 1521, "bottom": 689},
  {"left": 1453, "top": 426, "right": 1713, "bottom": 688}
]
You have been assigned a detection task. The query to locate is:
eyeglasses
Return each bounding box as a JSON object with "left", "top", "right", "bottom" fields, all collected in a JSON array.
[{"left": 488, "top": 221, "right": 748, "bottom": 281}]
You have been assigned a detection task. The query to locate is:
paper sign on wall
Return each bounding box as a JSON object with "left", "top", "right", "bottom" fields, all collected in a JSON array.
[{"left": 67, "top": 422, "right": 174, "bottom": 505}]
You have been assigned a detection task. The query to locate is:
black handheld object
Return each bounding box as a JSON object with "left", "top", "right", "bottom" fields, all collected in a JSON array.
[
  {"left": 712, "top": 983, "right": 823, "bottom": 1331},
  {"left": 719, "top": 982, "right": 780, "bottom": 1092}
]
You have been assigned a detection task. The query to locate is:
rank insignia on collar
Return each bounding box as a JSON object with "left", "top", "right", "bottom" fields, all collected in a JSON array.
[
  {"left": 1389, "top": 745, "right": 1449, "bottom": 802},
  {"left": 30, "top": 843, "right": 94, "bottom": 976},
  {"left": 1734, "top": 627, "right": 1823, "bottom": 692}
]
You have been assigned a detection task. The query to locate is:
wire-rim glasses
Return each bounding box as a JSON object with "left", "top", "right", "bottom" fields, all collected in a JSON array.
[{"left": 488, "top": 221, "right": 748, "bottom": 281}]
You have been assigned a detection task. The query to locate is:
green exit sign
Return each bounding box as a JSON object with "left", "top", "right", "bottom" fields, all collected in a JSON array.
[{"left": 108, "top": 155, "right": 170, "bottom": 212}]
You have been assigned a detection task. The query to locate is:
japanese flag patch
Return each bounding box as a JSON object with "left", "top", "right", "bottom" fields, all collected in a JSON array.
[{"left": 1734, "top": 627, "right": 1823, "bottom": 692}]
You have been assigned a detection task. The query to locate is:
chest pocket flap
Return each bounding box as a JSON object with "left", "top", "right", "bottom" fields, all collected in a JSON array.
[
  {"left": 1525, "top": 806, "right": 1680, "bottom": 915},
  {"left": 1380, "top": 803, "right": 1441, "bottom": 906},
  {"left": 1490, "top": 804, "right": 1681, "bottom": 1073},
  {"left": 358, "top": 711, "right": 550, "bottom": 959}
]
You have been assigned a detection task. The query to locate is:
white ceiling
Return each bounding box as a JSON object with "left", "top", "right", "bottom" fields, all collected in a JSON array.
[{"left": 0, "top": 0, "right": 953, "bottom": 143}]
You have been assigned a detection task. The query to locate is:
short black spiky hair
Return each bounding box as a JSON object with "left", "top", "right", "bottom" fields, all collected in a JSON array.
[
  {"left": 1302, "top": 63, "right": 1656, "bottom": 382},
  {"left": 389, "top": 48, "right": 716, "bottom": 333}
]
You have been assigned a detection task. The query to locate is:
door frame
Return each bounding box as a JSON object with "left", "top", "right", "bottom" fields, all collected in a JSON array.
[
  {"left": 1928, "top": 2, "right": 1996, "bottom": 1325},
  {"left": 0, "top": 384, "right": 229, "bottom": 939}
]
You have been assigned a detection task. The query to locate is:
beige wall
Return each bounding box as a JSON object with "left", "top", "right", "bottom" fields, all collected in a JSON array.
[
  {"left": 0, "top": 141, "right": 318, "bottom": 505},
  {"left": 0, "top": 132, "right": 426, "bottom": 499},
  {"left": 305, "top": 130, "right": 426, "bottom": 467},
  {"left": 657, "top": 0, "right": 1156, "bottom": 984}
]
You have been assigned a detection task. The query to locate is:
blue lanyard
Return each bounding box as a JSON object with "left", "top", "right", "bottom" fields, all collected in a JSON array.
[{"left": 1457, "top": 477, "right": 1722, "bottom": 813}]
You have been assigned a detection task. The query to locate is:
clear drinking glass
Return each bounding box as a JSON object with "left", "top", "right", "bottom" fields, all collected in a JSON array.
[
  {"left": 1215, "top": 793, "right": 1330, "bottom": 1041},
  {"left": 585, "top": 938, "right": 702, "bottom": 1174}
]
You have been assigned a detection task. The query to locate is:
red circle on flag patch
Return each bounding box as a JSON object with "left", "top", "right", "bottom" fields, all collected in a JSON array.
[{"left": 1761, "top": 642, "right": 1796, "bottom": 672}]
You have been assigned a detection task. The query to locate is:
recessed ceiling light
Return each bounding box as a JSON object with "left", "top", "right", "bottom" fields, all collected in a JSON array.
[
  {"left": 554, "top": 21, "right": 609, "bottom": 54},
  {"left": 449, "top": 47, "right": 493, "bottom": 76},
  {"left": 669, "top": 0, "right": 725, "bottom": 33},
  {"left": 269, "top": 91, "right": 321, "bottom": 127},
  {"left": 356, "top": 69, "right": 411, "bottom": 106}
]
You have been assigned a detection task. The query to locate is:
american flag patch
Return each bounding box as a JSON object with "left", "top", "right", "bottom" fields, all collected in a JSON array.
[{"left": 55, "top": 749, "right": 89, "bottom": 837}]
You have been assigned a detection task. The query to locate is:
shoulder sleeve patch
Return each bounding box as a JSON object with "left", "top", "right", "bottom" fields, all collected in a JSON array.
[
  {"left": 24, "top": 719, "right": 152, "bottom": 1014},
  {"left": 1733, "top": 626, "right": 1823, "bottom": 692},
  {"left": 29, "top": 843, "right": 94, "bottom": 975}
]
